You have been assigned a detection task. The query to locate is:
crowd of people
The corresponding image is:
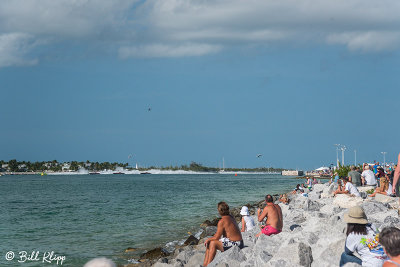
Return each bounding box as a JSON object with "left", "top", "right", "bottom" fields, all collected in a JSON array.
[{"left": 82, "top": 153, "right": 400, "bottom": 267}]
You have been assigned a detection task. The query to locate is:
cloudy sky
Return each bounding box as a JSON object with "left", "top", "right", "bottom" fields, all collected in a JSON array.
[{"left": 1, "top": 0, "right": 399, "bottom": 169}]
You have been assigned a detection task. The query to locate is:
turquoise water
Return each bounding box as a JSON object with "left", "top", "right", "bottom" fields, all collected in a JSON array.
[{"left": 0, "top": 174, "right": 300, "bottom": 266}]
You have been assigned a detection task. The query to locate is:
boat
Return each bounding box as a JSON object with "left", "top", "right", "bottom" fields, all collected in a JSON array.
[
  {"left": 140, "top": 172, "right": 151, "bottom": 175},
  {"left": 218, "top": 157, "right": 225, "bottom": 173},
  {"left": 113, "top": 172, "right": 125, "bottom": 175},
  {"left": 89, "top": 172, "right": 100, "bottom": 175}
]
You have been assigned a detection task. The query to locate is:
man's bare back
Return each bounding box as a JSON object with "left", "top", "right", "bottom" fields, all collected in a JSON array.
[
  {"left": 218, "top": 215, "right": 242, "bottom": 241},
  {"left": 264, "top": 203, "right": 283, "bottom": 230},
  {"left": 258, "top": 203, "right": 283, "bottom": 231}
]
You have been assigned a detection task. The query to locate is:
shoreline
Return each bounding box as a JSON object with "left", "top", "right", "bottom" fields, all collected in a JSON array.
[
  {"left": 123, "top": 185, "right": 296, "bottom": 266},
  {"left": 126, "top": 182, "right": 400, "bottom": 267}
]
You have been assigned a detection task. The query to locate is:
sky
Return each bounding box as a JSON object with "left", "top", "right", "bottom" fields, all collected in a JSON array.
[{"left": 1, "top": 0, "right": 400, "bottom": 170}]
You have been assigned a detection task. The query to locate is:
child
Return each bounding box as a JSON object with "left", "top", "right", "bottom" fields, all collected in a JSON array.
[
  {"left": 240, "top": 206, "right": 255, "bottom": 232},
  {"left": 379, "top": 227, "right": 400, "bottom": 267}
]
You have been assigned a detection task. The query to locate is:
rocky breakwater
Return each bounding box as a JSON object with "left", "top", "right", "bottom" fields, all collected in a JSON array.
[{"left": 136, "top": 183, "right": 400, "bottom": 267}]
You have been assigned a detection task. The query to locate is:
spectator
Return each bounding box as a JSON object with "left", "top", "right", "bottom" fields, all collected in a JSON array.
[
  {"left": 240, "top": 206, "right": 255, "bottom": 232},
  {"left": 203, "top": 202, "right": 243, "bottom": 266},
  {"left": 334, "top": 177, "right": 361, "bottom": 197},
  {"left": 362, "top": 165, "right": 377, "bottom": 186},
  {"left": 392, "top": 153, "right": 400, "bottom": 215},
  {"left": 369, "top": 173, "right": 392, "bottom": 197},
  {"left": 379, "top": 227, "right": 400, "bottom": 266},
  {"left": 348, "top": 165, "right": 362, "bottom": 186},
  {"left": 339, "top": 206, "right": 386, "bottom": 266}
]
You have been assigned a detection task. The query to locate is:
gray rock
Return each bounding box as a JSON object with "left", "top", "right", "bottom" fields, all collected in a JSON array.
[
  {"left": 208, "top": 246, "right": 246, "bottom": 267},
  {"left": 200, "top": 226, "right": 218, "bottom": 238},
  {"left": 185, "top": 252, "right": 205, "bottom": 267},
  {"left": 290, "top": 224, "right": 302, "bottom": 231},
  {"left": 384, "top": 215, "right": 400, "bottom": 224},
  {"left": 361, "top": 201, "right": 389, "bottom": 214},
  {"left": 270, "top": 242, "right": 313, "bottom": 267}
]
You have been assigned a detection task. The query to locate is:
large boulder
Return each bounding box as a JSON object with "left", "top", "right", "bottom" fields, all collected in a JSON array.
[
  {"left": 200, "top": 226, "right": 218, "bottom": 239},
  {"left": 184, "top": 235, "right": 199, "bottom": 246},
  {"left": 312, "top": 183, "right": 326, "bottom": 193},
  {"left": 140, "top": 247, "right": 170, "bottom": 261},
  {"left": 321, "top": 183, "right": 338, "bottom": 198},
  {"left": 333, "top": 194, "right": 363, "bottom": 209},
  {"left": 374, "top": 194, "right": 397, "bottom": 204},
  {"left": 269, "top": 242, "right": 313, "bottom": 267},
  {"left": 185, "top": 252, "right": 205, "bottom": 267},
  {"left": 207, "top": 246, "right": 246, "bottom": 267}
]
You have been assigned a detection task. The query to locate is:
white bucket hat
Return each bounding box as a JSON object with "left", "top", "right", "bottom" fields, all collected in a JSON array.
[{"left": 240, "top": 206, "right": 250, "bottom": 216}]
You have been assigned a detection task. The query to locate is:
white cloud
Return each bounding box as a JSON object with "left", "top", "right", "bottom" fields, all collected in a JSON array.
[
  {"left": 119, "top": 43, "right": 222, "bottom": 58},
  {"left": 1, "top": 0, "right": 400, "bottom": 64},
  {"left": 326, "top": 31, "right": 400, "bottom": 52},
  {"left": 0, "top": 33, "right": 38, "bottom": 67}
]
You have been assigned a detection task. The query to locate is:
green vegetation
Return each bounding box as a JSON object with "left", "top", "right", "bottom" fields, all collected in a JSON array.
[
  {"left": 334, "top": 163, "right": 363, "bottom": 177},
  {"left": 0, "top": 159, "right": 285, "bottom": 173}
]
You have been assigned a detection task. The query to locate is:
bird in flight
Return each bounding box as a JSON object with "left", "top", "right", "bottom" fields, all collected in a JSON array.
[
  {"left": 148, "top": 107, "right": 151, "bottom": 111},
  {"left": 257, "top": 154, "right": 262, "bottom": 158}
]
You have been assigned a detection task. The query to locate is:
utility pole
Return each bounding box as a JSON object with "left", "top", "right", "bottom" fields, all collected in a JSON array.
[
  {"left": 340, "top": 145, "right": 346, "bottom": 166},
  {"left": 381, "top": 152, "right": 387, "bottom": 166},
  {"left": 334, "top": 144, "right": 341, "bottom": 168},
  {"left": 354, "top": 150, "right": 357, "bottom": 166}
]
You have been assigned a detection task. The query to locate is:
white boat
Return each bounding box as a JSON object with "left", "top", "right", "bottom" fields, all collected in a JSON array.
[{"left": 219, "top": 157, "right": 225, "bottom": 173}]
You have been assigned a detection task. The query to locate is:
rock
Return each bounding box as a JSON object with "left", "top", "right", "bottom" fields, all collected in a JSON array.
[
  {"left": 321, "top": 183, "right": 338, "bottom": 198},
  {"left": 200, "top": 218, "right": 220, "bottom": 227},
  {"left": 312, "top": 239, "right": 345, "bottom": 266},
  {"left": 375, "top": 194, "right": 396, "bottom": 203},
  {"left": 384, "top": 215, "right": 400, "bottom": 224},
  {"left": 200, "top": 226, "right": 218, "bottom": 238},
  {"left": 208, "top": 246, "right": 246, "bottom": 267},
  {"left": 140, "top": 247, "right": 170, "bottom": 261},
  {"left": 290, "top": 224, "right": 302, "bottom": 231},
  {"left": 184, "top": 235, "right": 199, "bottom": 246},
  {"left": 185, "top": 252, "right": 204, "bottom": 267},
  {"left": 312, "top": 184, "right": 326, "bottom": 193},
  {"left": 361, "top": 201, "right": 389, "bottom": 214},
  {"left": 174, "top": 246, "right": 195, "bottom": 264},
  {"left": 270, "top": 242, "right": 313, "bottom": 267},
  {"left": 333, "top": 194, "right": 363, "bottom": 209}
]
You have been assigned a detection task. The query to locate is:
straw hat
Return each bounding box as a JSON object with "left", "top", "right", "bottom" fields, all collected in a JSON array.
[
  {"left": 240, "top": 206, "right": 250, "bottom": 216},
  {"left": 344, "top": 206, "right": 368, "bottom": 224}
]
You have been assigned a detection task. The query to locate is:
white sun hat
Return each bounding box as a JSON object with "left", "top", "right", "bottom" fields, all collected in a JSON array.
[{"left": 240, "top": 206, "right": 250, "bottom": 216}]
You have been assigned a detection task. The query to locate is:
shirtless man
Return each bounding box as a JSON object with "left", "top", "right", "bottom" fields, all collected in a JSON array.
[
  {"left": 256, "top": 194, "right": 283, "bottom": 237},
  {"left": 203, "top": 202, "right": 243, "bottom": 266}
]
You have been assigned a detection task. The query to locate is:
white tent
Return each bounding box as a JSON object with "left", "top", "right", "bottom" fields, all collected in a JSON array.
[{"left": 315, "top": 166, "right": 329, "bottom": 171}]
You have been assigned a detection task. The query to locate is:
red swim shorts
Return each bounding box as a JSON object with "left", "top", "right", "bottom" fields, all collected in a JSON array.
[{"left": 261, "top": 225, "right": 281, "bottom": 236}]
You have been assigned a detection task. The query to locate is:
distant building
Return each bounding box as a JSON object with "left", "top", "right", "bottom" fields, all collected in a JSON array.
[{"left": 282, "top": 170, "right": 304, "bottom": 176}]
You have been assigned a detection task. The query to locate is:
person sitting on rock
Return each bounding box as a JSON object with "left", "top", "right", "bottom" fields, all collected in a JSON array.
[
  {"left": 279, "top": 193, "right": 289, "bottom": 204},
  {"left": 255, "top": 194, "right": 283, "bottom": 237},
  {"left": 240, "top": 206, "right": 255, "bottom": 232},
  {"left": 369, "top": 172, "right": 393, "bottom": 197},
  {"left": 291, "top": 184, "right": 304, "bottom": 194},
  {"left": 340, "top": 206, "right": 386, "bottom": 267},
  {"left": 334, "top": 177, "right": 361, "bottom": 197},
  {"left": 362, "top": 165, "right": 377, "bottom": 186},
  {"left": 203, "top": 202, "right": 243, "bottom": 267},
  {"left": 379, "top": 227, "right": 400, "bottom": 267}
]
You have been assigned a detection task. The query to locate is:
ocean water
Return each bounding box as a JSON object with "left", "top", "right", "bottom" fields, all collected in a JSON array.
[{"left": 0, "top": 174, "right": 300, "bottom": 266}]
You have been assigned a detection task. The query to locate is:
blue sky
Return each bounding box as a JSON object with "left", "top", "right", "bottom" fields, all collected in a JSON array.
[{"left": 1, "top": 0, "right": 400, "bottom": 170}]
